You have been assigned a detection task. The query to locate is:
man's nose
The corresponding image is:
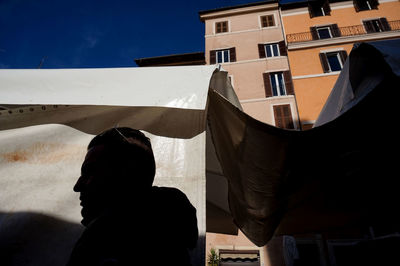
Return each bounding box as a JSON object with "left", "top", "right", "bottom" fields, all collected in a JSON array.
[{"left": 73, "top": 176, "right": 85, "bottom": 192}]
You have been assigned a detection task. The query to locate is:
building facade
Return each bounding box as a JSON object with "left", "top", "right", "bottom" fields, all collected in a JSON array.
[
  {"left": 281, "top": 0, "right": 400, "bottom": 129},
  {"left": 200, "top": 1, "right": 300, "bottom": 130}
]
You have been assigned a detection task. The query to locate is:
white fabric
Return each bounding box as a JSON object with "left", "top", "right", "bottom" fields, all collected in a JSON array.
[
  {"left": 0, "top": 65, "right": 222, "bottom": 266},
  {"left": 0, "top": 66, "right": 216, "bottom": 109}
]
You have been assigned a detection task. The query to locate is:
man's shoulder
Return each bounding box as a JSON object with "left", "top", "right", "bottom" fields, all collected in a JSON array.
[{"left": 151, "top": 186, "right": 194, "bottom": 208}]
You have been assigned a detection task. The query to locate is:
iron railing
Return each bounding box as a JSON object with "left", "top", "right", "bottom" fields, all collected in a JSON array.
[{"left": 286, "top": 20, "right": 400, "bottom": 44}]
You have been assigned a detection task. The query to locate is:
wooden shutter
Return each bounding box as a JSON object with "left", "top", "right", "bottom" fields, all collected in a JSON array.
[
  {"left": 310, "top": 27, "right": 319, "bottom": 40},
  {"left": 210, "top": 50, "right": 216, "bottom": 64},
  {"left": 216, "top": 22, "right": 222, "bottom": 33},
  {"left": 229, "top": 47, "right": 236, "bottom": 62},
  {"left": 379, "top": 18, "right": 391, "bottom": 31},
  {"left": 354, "top": 0, "right": 360, "bottom": 12},
  {"left": 283, "top": 71, "right": 294, "bottom": 95},
  {"left": 319, "top": 53, "right": 330, "bottom": 73},
  {"left": 278, "top": 41, "right": 287, "bottom": 56},
  {"left": 263, "top": 73, "right": 273, "bottom": 98},
  {"left": 308, "top": 3, "right": 315, "bottom": 18},
  {"left": 258, "top": 44, "right": 266, "bottom": 58},
  {"left": 331, "top": 24, "right": 341, "bottom": 37},
  {"left": 222, "top": 21, "right": 228, "bottom": 32},
  {"left": 370, "top": 0, "right": 379, "bottom": 9},
  {"left": 339, "top": 50, "right": 348, "bottom": 65},
  {"left": 273, "top": 105, "right": 294, "bottom": 129},
  {"left": 363, "top": 20, "right": 374, "bottom": 33},
  {"left": 323, "top": 0, "right": 331, "bottom": 15}
]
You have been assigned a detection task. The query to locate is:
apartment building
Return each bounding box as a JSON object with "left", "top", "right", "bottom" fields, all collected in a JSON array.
[
  {"left": 200, "top": 0, "right": 300, "bottom": 130},
  {"left": 281, "top": 0, "right": 400, "bottom": 129}
]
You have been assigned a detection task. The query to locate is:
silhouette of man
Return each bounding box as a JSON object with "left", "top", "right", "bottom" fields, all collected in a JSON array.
[{"left": 67, "top": 127, "right": 198, "bottom": 266}]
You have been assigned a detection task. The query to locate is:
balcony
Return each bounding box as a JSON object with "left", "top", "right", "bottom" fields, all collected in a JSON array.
[{"left": 286, "top": 20, "right": 400, "bottom": 45}]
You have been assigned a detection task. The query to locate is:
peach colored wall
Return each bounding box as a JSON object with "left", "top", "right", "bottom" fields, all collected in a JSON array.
[
  {"left": 205, "top": 9, "right": 280, "bottom": 36},
  {"left": 282, "top": 0, "right": 400, "bottom": 125},
  {"left": 288, "top": 43, "right": 353, "bottom": 76},
  {"left": 293, "top": 75, "right": 339, "bottom": 122},
  {"left": 242, "top": 96, "right": 298, "bottom": 128},
  {"left": 222, "top": 59, "right": 289, "bottom": 100},
  {"left": 282, "top": 1, "right": 400, "bottom": 34},
  {"left": 205, "top": 29, "right": 284, "bottom": 64}
]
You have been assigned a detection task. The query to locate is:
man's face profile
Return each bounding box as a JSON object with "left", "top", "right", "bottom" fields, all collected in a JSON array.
[{"left": 74, "top": 144, "right": 112, "bottom": 226}]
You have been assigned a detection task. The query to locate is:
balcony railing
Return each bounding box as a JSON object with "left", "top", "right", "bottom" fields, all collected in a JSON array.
[{"left": 287, "top": 20, "right": 400, "bottom": 44}]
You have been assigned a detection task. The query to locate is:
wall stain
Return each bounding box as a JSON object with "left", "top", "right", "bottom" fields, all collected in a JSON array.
[{"left": 1, "top": 142, "right": 86, "bottom": 164}]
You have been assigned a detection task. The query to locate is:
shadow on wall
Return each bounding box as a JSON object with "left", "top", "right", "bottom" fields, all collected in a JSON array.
[{"left": 0, "top": 212, "right": 84, "bottom": 266}]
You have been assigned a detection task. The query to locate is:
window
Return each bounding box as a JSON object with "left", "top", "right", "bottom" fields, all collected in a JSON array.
[
  {"left": 261, "top": 15, "right": 275, "bottom": 27},
  {"left": 273, "top": 104, "right": 294, "bottom": 129},
  {"left": 310, "top": 24, "right": 341, "bottom": 40},
  {"left": 363, "top": 18, "right": 390, "bottom": 33},
  {"left": 266, "top": 43, "right": 280, "bottom": 57},
  {"left": 319, "top": 50, "right": 348, "bottom": 73},
  {"left": 258, "top": 41, "right": 287, "bottom": 58},
  {"left": 209, "top": 48, "right": 236, "bottom": 64},
  {"left": 215, "top": 21, "right": 228, "bottom": 34},
  {"left": 317, "top": 27, "right": 332, "bottom": 39},
  {"left": 354, "top": 0, "right": 379, "bottom": 11},
  {"left": 263, "top": 71, "right": 294, "bottom": 97},
  {"left": 309, "top": 0, "right": 331, "bottom": 17},
  {"left": 216, "top": 49, "right": 230, "bottom": 63}
]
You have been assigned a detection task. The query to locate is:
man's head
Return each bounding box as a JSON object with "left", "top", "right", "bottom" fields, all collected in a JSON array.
[{"left": 74, "top": 127, "right": 156, "bottom": 226}]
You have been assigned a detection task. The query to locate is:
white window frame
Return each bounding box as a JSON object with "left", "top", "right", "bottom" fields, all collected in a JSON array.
[
  {"left": 270, "top": 72, "right": 287, "bottom": 96},
  {"left": 325, "top": 52, "right": 344, "bottom": 72},
  {"left": 264, "top": 43, "right": 280, "bottom": 58},
  {"left": 316, "top": 26, "right": 333, "bottom": 39},
  {"left": 216, "top": 49, "right": 230, "bottom": 64},
  {"left": 362, "top": 18, "right": 384, "bottom": 33}
]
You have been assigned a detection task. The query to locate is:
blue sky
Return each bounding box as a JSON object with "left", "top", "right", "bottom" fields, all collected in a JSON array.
[{"left": 0, "top": 0, "right": 272, "bottom": 68}]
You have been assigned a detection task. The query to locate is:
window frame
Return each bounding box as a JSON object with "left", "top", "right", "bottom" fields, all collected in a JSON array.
[
  {"left": 260, "top": 14, "right": 275, "bottom": 28},
  {"left": 319, "top": 50, "right": 347, "bottom": 73},
  {"left": 215, "top": 21, "right": 229, "bottom": 34},
  {"left": 354, "top": 0, "right": 379, "bottom": 11},
  {"left": 326, "top": 52, "right": 343, "bottom": 72},
  {"left": 316, "top": 26, "right": 333, "bottom": 39},
  {"left": 216, "top": 49, "right": 230, "bottom": 64},
  {"left": 270, "top": 72, "right": 287, "bottom": 97},
  {"left": 309, "top": 0, "right": 331, "bottom": 18},
  {"left": 362, "top": 18, "right": 390, "bottom": 33},
  {"left": 265, "top": 43, "right": 280, "bottom": 58}
]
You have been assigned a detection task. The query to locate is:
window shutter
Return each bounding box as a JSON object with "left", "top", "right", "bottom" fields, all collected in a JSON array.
[
  {"left": 379, "top": 17, "right": 391, "bottom": 31},
  {"left": 310, "top": 27, "right": 319, "bottom": 40},
  {"left": 331, "top": 24, "right": 341, "bottom": 37},
  {"left": 273, "top": 105, "right": 294, "bottom": 129},
  {"left": 210, "top": 50, "right": 216, "bottom": 64},
  {"left": 319, "top": 53, "right": 330, "bottom": 73},
  {"left": 278, "top": 41, "right": 287, "bottom": 56},
  {"left": 258, "top": 44, "right": 266, "bottom": 58},
  {"left": 354, "top": 0, "right": 360, "bottom": 12},
  {"left": 274, "top": 106, "right": 284, "bottom": 128},
  {"left": 222, "top": 21, "right": 228, "bottom": 32},
  {"left": 308, "top": 4, "right": 315, "bottom": 18},
  {"left": 323, "top": 0, "right": 331, "bottom": 15},
  {"left": 370, "top": 0, "right": 379, "bottom": 9},
  {"left": 229, "top": 47, "right": 236, "bottom": 62},
  {"left": 283, "top": 71, "right": 294, "bottom": 95},
  {"left": 363, "top": 20, "right": 374, "bottom": 33},
  {"left": 263, "top": 73, "right": 273, "bottom": 98},
  {"left": 339, "top": 50, "right": 348, "bottom": 65}
]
